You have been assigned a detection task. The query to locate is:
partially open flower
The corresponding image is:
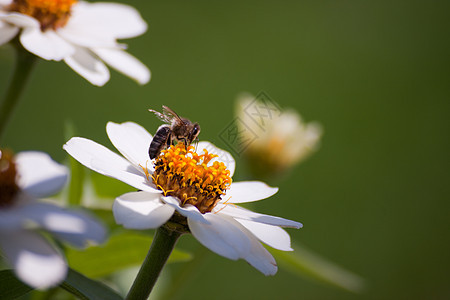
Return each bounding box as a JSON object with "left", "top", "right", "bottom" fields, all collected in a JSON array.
[
  {"left": 0, "top": 0, "right": 150, "bottom": 86},
  {"left": 64, "top": 121, "right": 302, "bottom": 275},
  {"left": 0, "top": 149, "right": 106, "bottom": 289},
  {"left": 236, "top": 93, "right": 322, "bottom": 177}
]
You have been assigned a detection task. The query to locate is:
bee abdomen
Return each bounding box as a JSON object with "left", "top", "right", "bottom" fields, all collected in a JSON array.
[{"left": 149, "top": 125, "right": 171, "bottom": 159}]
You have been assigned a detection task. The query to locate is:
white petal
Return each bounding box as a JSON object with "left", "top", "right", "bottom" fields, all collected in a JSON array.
[
  {"left": 0, "top": 194, "right": 31, "bottom": 230},
  {"left": 0, "top": 21, "right": 18, "bottom": 46},
  {"left": 15, "top": 151, "right": 68, "bottom": 198},
  {"left": 0, "top": 230, "right": 67, "bottom": 289},
  {"left": 57, "top": 8, "right": 116, "bottom": 49},
  {"left": 188, "top": 214, "right": 241, "bottom": 260},
  {"left": 67, "top": 2, "right": 147, "bottom": 40},
  {"left": 57, "top": 27, "right": 115, "bottom": 48},
  {"left": 113, "top": 192, "right": 174, "bottom": 229},
  {"left": 243, "top": 234, "right": 278, "bottom": 276},
  {"left": 20, "top": 27, "right": 74, "bottom": 61},
  {"left": 188, "top": 213, "right": 277, "bottom": 275},
  {"left": 196, "top": 141, "right": 236, "bottom": 176},
  {"left": 64, "top": 47, "right": 110, "bottom": 86},
  {"left": 63, "top": 137, "right": 159, "bottom": 193},
  {"left": 0, "top": 210, "right": 22, "bottom": 229},
  {"left": 16, "top": 202, "right": 106, "bottom": 248},
  {"left": 224, "top": 181, "right": 278, "bottom": 204},
  {"left": 216, "top": 204, "right": 303, "bottom": 229},
  {"left": 93, "top": 48, "right": 150, "bottom": 85},
  {"left": 161, "top": 196, "right": 209, "bottom": 224},
  {"left": 236, "top": 219, "right": 293, "bottom": 251},
  {"left": 0, "top": 0, "right": 13, "bottom": 6},
  {"left": 0, "top": 13, "right": 39, "bottom": 28},
  {"left": 106, "top": 122, "right": 153, "bottom": 171}
]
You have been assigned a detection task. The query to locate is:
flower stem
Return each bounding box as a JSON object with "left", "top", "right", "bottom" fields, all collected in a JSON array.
[
  {"left": 126, "top": 226, "right": 182, "bottom": 300},
  {"left": 0, "top": 43, "right": 38, "bottom": 141}
]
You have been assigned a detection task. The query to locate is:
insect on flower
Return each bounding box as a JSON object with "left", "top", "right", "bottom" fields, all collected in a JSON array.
[
  {"left": 64, "top": 121, "right": 303, "bottom": 276},
  {"left": 148, "top": 106, "right": 201, "bottom": 159}
]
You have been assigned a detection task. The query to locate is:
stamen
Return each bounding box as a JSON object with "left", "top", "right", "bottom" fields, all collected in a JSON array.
[
  {"left": 8, "top": 0, "right": 78, "bottom": 31},
  {"left": 139, "top": 161, "right": 151, "bottom": 181},
  {"left": 0, "top": 149, "right": 20, "bottom": 208},
  {"left": 152, "top": 143, "right": 232, "bottom": 214},
  {"left": 213, "top": 196, "right": 232, "bottom": 214}
]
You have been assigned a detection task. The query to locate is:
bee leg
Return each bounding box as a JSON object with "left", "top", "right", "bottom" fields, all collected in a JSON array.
[{"left": 180, "top": 137, "right": 188, "bottom": 146}]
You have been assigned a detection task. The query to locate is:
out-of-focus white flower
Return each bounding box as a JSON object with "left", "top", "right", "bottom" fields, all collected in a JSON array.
[
  {"left": 0, "top": 0, "right": 150, "bottom": 86},
  {"left": 237, "top": 93, "right": 322, "bottom": 174},
  {"left": 64, "top": 121, "right": 302, "bottom": 276},
  {"left": 0, "top": 150, "right": 106, "bottom": 289}
]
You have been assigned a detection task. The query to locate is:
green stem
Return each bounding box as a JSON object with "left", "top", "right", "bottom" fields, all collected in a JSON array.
[
  {"left": 126, "top": 226, "right": 182, "bottom": 300},
  {"left": 0, "top": 43, "right": 38, "bottom": 141}
]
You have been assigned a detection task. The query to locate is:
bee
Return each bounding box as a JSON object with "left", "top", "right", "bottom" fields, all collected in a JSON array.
[{"left": 148, "top": 106, "right": 201, "bottom": 159}]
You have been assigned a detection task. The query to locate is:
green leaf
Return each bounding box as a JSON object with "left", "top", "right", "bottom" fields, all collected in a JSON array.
[
  {"left": 67, "top": 232, "right": 192, "bottom": 278},
  {"left": 61, "top": 268, "right": 123, "bottom": 300},
  {"left": 272, "top": 243, "right": 366, "bottom": 293},
  {"left": 0, "top": 269, "right": 33, "bottom": 299}
]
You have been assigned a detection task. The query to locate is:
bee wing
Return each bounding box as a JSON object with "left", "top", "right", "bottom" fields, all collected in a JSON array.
[
  {"left": 148, "top": 108, "right": 173, "bottom": 124},
  {"left": 162, "top": 106, "right": 184, "bottom": 123}
]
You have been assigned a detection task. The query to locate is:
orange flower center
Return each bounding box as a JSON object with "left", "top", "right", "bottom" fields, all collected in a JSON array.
[
  {"left": 151, "top": 143, "right": 232, "bottom": 214},
  {"left": 0, "top": 149, "right": 19, "bottom": 208},
  {"left": 8, "top": 0, "right": 77, "bottom": 31}
]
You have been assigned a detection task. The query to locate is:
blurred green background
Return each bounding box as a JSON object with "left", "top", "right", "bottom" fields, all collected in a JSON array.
[{"left": 1, "top": 0, "right": 450, "bottom": 299}]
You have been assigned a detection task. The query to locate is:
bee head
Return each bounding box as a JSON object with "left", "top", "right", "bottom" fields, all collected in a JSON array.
[{"left": 188, "top": 123, "right": 201, "bottom": 144}]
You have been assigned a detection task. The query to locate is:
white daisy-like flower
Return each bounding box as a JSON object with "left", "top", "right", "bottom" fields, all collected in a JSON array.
[
  {"left": 0, "top": 0, "right": 150, "bottom": 86},
  {"left": 63, "top": 121, "right": 302, "bottom": 275},
  {"left": 237, "top": 93, "right": 322, "bottom": 174},
  {"left": 0, "top": 149, "right": 106, "bottom": 289}
]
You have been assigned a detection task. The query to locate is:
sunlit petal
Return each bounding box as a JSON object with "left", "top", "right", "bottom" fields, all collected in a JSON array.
[
  {"left": 93, "top": 48, "right": 150, "bottom": 85},
  {"left": 66, "top": 2, "right": 147, "bottom": 40},
  {"left": 161, "top": 196, "right": 209, "bottom": 224},
  {"left": 188, "top": 213, "right": 277, "bottom": 275},
  {"left": 236, "top": 219, "right": 293, "bottom": 251},
  {"left": 114, "top": 192, "right": 173, "bottom": 229},
  {"left": 106, "top": 121, "right": 153, "bottom": 171},
  {"left": 20, "top": 27, "right": 74, "bottom": 61},
  {"left": 216, "top": 204, "right": 302, "bottom": 229},
  {"left": 0, "top": 21, "right": 18, "bottom": 45},
  {"left": 224, "top": 181, "right": 278, "bottom": 204},
  {"left": 63, "top": 137, "right": 159, "bottom": 193},
  {"left": 0, "top": 12, "right": 39, "bottom": 28},
  {"left": 64, "top": 47, "right": 110, "bottom": 86}
]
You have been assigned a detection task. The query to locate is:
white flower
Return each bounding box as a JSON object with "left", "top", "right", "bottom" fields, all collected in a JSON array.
[
  {"left": 63, "top": 121, "right": 302, "bottom": 276},
  {"left": 0, "top": 150, "right": 106, "bottom": 289},
  {"left": 0, "top": 0, "right": 150, "bottom": 86},
  {"left": 237, "top": 93, "right": 322, "bottom": 173}
]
